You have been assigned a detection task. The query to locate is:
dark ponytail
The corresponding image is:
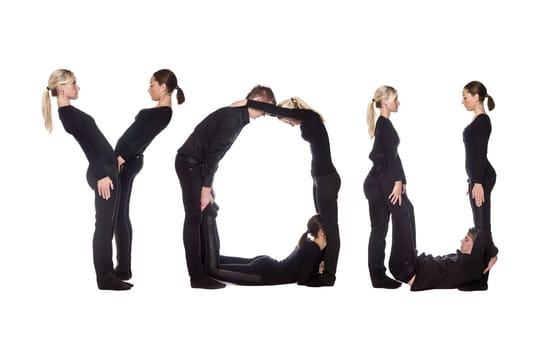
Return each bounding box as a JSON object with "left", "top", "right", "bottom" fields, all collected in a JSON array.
[
  {"left": 464, "top": 80, "right": 495, "bottom": 111},
  {"left": 153, "top": 68, "right": 185, "bottom": 105},
  {"left": 297, "top": 214, "right": 323, "bottom": 248}
]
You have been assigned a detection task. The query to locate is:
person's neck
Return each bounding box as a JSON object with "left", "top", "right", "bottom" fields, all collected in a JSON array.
[
  {"left": 380, "top": 109, "right": 391, "bottom": 118},
  {"left": 157, "top": 95, "right": 172, "bottom": 107},
  {"left": 57, "top": 96, "right": 71, "bottom": 108},
  {"left": 472, "top": 105, "right": 485, "bottom": 120}
]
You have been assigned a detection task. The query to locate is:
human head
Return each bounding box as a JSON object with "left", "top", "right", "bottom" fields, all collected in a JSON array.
[
  {"left": 277, "top": 97, "right": 314, "bottom": 126},
  {"left": 462, "top": 81, "right": 495, "bottom": 112},
  {"left": 367, "top": 85, "right": 399, "bottom": 139},
  {"left": 298, "top": 214, "right": 326, "bottom": 249},
  {"left": 245, "top": 85, "right": 276, "bottom": 119},
  {"left": 42, "top": 69, "right": 77, "bottom": 133},
  {"left": 151, "top": 69, "right": 185, "bottom": 105},
  {"left": 460, "top": 227, "right": 479, "bottom": 254}
]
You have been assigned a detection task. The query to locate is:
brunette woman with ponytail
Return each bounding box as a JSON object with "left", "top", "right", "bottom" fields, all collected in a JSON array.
[
  {"left": 200, "top": 204, "right": 327, "bottom": 286},
  {"left": 113, "top": 69, "right": 185, "bottom": 281},
  {"left": 459, "top": 81, "right": 498, "bottom": 291}
]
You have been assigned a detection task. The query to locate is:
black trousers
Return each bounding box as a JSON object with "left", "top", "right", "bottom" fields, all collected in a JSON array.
[
  {"left": 364, "top": 173, "right": 416, "bottom": 281},
  {"left": 312, "top": 171, "right": 341, "bottom": 275},
  {"left": 468, "top": 177, "right": 497, "bottom": 283},
  {"left": 201, "top": 203, "right": 263, "bottom": 285},
  {"left": 114, "top": 155, "right": 144, "bottom": 276},
  {"left": 175, "top": 154, "right": 208, "bottom": 281},
  {"left": 86, "top": 167, "right": 120, "bottom": 284}
]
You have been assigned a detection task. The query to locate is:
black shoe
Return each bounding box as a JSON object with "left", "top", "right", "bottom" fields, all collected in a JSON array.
[
  {"left": 97, "top": 277, "right": 133, "bottom": 291},
  {"left": 304, "top": 272, "right": 336, "bottom": 287},
  {"left": 371, "top": 275, "right": 401, "bottom": 289},
  {"left": 458, "top": 281, "right": 488, "bottom": 291},
  {"left": 191, "top": 276, "right": 226, "bottom": 289},
  {"left": 115, "top": 270, "right": 132, "bottom": 281}
]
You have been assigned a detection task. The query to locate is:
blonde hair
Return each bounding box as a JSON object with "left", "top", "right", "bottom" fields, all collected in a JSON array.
[
  {"left": 42, "top": 69, "right": 75, "bottom": 133},
  {"left": 278, "top": 96, "right": 325, "bottom": 122},
  {"left": 367, "top": 85, "right": 397, "bottom": 139}
]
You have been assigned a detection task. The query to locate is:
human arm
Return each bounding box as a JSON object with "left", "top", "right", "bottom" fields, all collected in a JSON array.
[
  {"left": 201, "top": 186, "right": 214, "bottom": 211},
  {"left": 246, "top": 99, "right": 308, "bottom": 121},
  {"left": 296, "top": 242, "right": 324, "bottom": 285}
]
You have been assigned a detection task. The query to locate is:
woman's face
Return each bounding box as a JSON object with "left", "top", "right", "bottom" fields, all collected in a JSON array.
[
  {"left": 384, "top": 95, "right": 400, "bottom": 113},
  {"left": 462, "top": 89, "right": 478, "bottom": 111},
  {"left": 459, "top": 233, "right": 474, "bottom": 254},
  {"left": 148, "top": 77, "right": 164, "bottom": 101},
  {"left": 279, "top": 117, "right": 302, "bottom": 127},
  {"left": 59, "top": 77, "right": 80, "bottom": 100}
]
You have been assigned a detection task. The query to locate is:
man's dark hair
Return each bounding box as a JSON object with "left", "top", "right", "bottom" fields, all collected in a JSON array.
[{"left": 246, "top": 85, "right": 276, "bottom": 105}]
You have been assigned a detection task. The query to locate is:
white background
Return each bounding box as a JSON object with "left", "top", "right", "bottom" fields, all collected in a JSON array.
[{"left": 1, "top": 1, "right": 551, "bottom": 349}]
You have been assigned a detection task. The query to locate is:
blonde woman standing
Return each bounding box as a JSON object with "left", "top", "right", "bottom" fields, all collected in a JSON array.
[
  {"left": 242, "top": 97, "right": 341, "bottom": 286},
  {"left": 363, "top": 85, "right": 416, "bottom": 289},
  {"left": 42, "top": 69, "right": 131, "bottom": 291}
]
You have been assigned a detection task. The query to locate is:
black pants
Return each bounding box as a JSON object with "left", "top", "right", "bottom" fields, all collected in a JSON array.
[
  {"left": 364, "top": 173, "right": 416, "bottom": 282},
  {"left": 114, "top": 155, "right": 144, "bottom": 276},
  {"left": 313, "top": 171, "right": 341, "bottom": 275},
  {"left": 175, "top": 154, "right": 208, "bottom": 281},
  {"left": 468, "top": 178, "right": 497, "bottom": 282},
  {"left": 201, "top": 204, "right": 263, "bottom": 285},
  {"left": 86, "top": 167, "right": 120, "bottom": 284}
]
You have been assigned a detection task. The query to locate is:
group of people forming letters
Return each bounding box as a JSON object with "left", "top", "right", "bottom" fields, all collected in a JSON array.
[{"left": 42, "top": 68, "right": 498, "bottom": 291}]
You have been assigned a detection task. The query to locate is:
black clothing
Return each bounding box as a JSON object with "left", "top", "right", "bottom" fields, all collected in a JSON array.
[
  {"left": 201, "top": 204, "right": 323, "bottom": 285},
  {"left": 115, "top": 107, "right": 172, "bottom": 160},
  {"left": 177, "top": 106, "right": 250, "bottom": 187},
  {"left": 388, "top": 224, "right": 492, "bottom": 291},
  {"left": 364, "top": 174, "right": 416, "bottom": 281},
  {"left": 246, "top": 100, "right": 335, "bottom": 177},
  {"left": 59, "top": 105, "right": 117, "bottom": 179},
  {"left": 463, "top": 114, "right": 495, "bottom": 187},
  {"left": 245, "top": 100, "right": 341, "bottom": 275},
  {"left": 364, "top": 116, "right": 416, "bottom": 284},
  {"left": 58, "top": 105, "right": 120, "bottom": 288},
  {"left": 175, "top": 106, "right": 251, "bottom": 282},
  {"left": 368, "top": 117, "right": 407, "bottom": 184},
  {"left": 113, "top": 107, "right": 173, "bottom": 278},
  {"left": 462, "top": 113, "right": 498, "bottom": 288}
]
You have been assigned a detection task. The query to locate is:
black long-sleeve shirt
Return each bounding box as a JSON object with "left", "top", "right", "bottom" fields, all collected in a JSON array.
[
  {"left": 368, "top": 116, "right": 407, "bottom": 183},
  {"left": 177, "top": 106, "right": 250, "bottom": 187},
  {"left": 115, "top": 106, "right": 172, "bottom": 160},
  {"left": 58, "top": 105, "right": 116, "bottom": 180},
  {"left": 246, "top": 99, "right": 336, "bottom": 177},
  {"left": 411, "top": 229, "right": 492, "bottom": 291},
  {"left": 463, "top": 114, "right": 495, "bottom": 184}
]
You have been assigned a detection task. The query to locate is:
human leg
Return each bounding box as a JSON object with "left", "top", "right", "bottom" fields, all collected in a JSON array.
[
  {"left": 313, "top": 172, "right": 341, "bottom": 279},
  {"left": 364, "top": 175, "right": 399, "bottom": 288},
  {"left": 114, "top": 155, "right": 143, "bottom": 280},
  {"left": 175, "top": 155, "right": 224, "bottom": 289},
  {"left": 86, "top": 168, "right": 131, "bottom": 290}
]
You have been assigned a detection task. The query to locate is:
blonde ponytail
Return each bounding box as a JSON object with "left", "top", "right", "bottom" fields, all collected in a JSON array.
[{"left": 42, "top": 68, "right": 75, "bottom": 133}]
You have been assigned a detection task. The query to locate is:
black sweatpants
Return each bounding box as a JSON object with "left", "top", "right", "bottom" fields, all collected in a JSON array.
[
  {"left": 86, "top": 167, "right": 120, "bottom": 285},
  {"left": 313, "top": 171, "right": 341, "bottom": 275},
  {"left": 114, "top": 155, "right": 144, "bottom": 276},
  {"left": 364, "top": 173, "right": 416, "bottom": 282}
]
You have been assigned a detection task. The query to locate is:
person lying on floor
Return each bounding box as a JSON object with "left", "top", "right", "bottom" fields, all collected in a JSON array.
[
  {"left": 200, "top": 203, "right": 329, "bottom": 286},
  {"left": 388, "top": 219, "right": 496, "bottom": 291}
]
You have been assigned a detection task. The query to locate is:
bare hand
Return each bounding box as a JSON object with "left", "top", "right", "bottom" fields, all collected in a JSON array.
[
  {"left": 230, "top": 99, "right": 247, "bottom": 107},
  {"left": 388, "top": 181, "right": 403, "bottom": 206},
  {"left": 117, "top": 156, "right": 126, "bottom": 172},
  {"left": 200, "top": 187, "right": 214, "bottom": 211},
  {"left": 97, "top": 176, "right": 114, "bottom": 200},
  {"left": 318, "top": 261, "right": 325, "bottom": 274},
  {"left": 483, "top": 256, "right": 497, "bottom": 274},
  {"left": 472, "top": 183, "right": 485, "bottom": 207}
]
